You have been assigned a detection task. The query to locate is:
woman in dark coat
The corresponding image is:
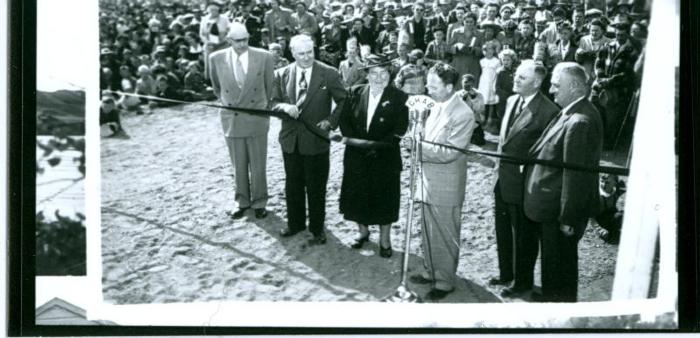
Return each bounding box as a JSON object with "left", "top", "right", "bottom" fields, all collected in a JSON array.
[{"left": 338, "top": 55, "right": 409, "bottom": 258}]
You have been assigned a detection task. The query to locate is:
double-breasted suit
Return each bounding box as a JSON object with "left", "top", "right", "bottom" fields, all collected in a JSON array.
[
  {"left": 493, "top": 92, "right": 558, "bottom": 288},
  {"left": 209, "top": 47, "right": 274, "bottom": 210},
  {"left": 271, "top": 61, "right": 347, "bottom": 235},
  {"left": 417, "top": 92, "right": 475, "bottom": 292},
  {"left": 338, "top": 84, "right": 409, "bottom": 226},
  {"left": 523, "top": 97, "right": 603, "bottom": 302}
]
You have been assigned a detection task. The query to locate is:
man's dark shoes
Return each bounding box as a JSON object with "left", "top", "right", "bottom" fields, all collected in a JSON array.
[
  {"left": 409, "top": 274, "right": 432, "bottom": 285},
  {"left": 280, "top": 228, "right": 303, "bottom": 237},
  {"left": 350, "top": 234, "right": 370, "bottom": 249},
  {"left": 379, "top": 245, "right": 393, "bottom": 258},
  {"left": 308, "top": 232, "right": 327, "bottom": 245},
  {"left": 425, "top": 288, "right": 452, "bottom": 301},
  {"left": 530, "top": 292, "right": 546, "bottom": 302},
  {"left": 254, "top": 208, "right": 268, "bottom": 219},
  {"left": 227, "top": 207, "right": 249, "bottom": 220},
  {"left": 501, "top": 285, "right": 531, "bottom": 298},
  {"left": 488, "top": 277, "right": 513, "bottom": 286}
]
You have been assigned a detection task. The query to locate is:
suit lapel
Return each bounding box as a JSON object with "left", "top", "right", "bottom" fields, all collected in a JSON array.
[
  {"left": 499, "top": 95, "right": 517, "bottom": 145},
  {"left": 504, "top": 94, "right": 540, "bottom": 145},
  {"left": 357, "top": 86, "right": 370, "bottom": 134},
  {"left": 299, "top": 62, "right": 321, "bottom": 111},
  {"left": 529, "top": 98, "right": 586, "bottom": 156},
  {"left": 286, "top": 63, "right": 297, "bottom": 103}
]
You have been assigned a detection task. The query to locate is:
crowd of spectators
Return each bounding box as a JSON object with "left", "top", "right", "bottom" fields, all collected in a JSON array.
[{"left": 99, "top": 0, "right": 648, "bottom": 148}]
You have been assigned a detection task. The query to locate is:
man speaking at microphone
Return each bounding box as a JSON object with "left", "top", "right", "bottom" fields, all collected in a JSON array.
[
  {"left": 209, "top": 22, "right": 275, "bottom": 220},
  {"left": 409, "top": 63, "right": 475, "bottom": 301}
]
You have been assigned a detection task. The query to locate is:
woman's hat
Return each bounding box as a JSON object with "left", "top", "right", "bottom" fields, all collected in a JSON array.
[{"left": 360, "top": 54, "right": 392, "bottom": 70}]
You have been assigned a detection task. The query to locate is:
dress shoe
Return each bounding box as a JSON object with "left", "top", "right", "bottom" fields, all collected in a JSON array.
[
  {"left": 488, "top": 277, "right": 513, "bottom": 286},
  {"left": 308, "top": 232, "right": 327, "bottom": 245},
  {"left": 425, "top": 288, "right": 453, "bottom": 301},
  {"left": 530, "top": 292, "right": 547, "bottom": 303},
  {"left": 501, "top": 285, "right": 531, "bottom": 298},
  {"left": 280, "top": 228, "right": 304, "bottom": 237},
  {"left": 350, "top": 234, "right": 370, "bottom": 249},
  {"left": 379, "top": 245, "right": 393, "bottom": 258},
  {"left": 227, "top": 208, "right": 249, "bottom": 220},
  {"left": 409, "top": 274, "right": 433, "bottom": 285},
  {"left": 254, "top": 208, "right": 268, "bottom": 219}
]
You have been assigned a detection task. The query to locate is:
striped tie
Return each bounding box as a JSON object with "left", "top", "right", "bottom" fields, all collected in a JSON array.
[{"left": 296, "top": 69, "right": 307, "bottom": 107}]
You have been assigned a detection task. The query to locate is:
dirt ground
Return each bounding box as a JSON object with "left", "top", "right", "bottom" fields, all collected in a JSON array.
[{"left": 100, "top": 102, "right": 622, "bottom": 306}]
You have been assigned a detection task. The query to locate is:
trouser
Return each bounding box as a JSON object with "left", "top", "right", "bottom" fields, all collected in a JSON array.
[
  {"left": 494, "top": 184, "right": 539, "bottom": 288},
  {"left": 282, "top": 148, "right": 330, "bottom": 236},
  {"left": 419, "top": 202, "right": 462, "bottom": 292},
  {"left": 224, "top": 135, "right": 269, "bottom": 209},
  {"left": 539, "top": 220, "right": 580, "bottom": 302}
]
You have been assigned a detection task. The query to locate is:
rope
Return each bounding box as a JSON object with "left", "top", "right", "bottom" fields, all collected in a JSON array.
[{"left": 105, "top": 91, "right": 630, "bottom": 176}]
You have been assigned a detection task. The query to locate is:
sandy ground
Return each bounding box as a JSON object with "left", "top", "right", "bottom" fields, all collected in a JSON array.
[{"left": 101, "top": 102, "right": 621, "bottom": 305}]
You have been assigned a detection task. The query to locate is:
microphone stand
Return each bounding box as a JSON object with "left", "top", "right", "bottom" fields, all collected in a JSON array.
[{"left": 383, "top": 109, "right": 425, "bottom": 303}]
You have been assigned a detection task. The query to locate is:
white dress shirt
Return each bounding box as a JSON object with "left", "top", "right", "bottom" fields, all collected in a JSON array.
[
  {"left": 295, "top": 64, "right": 313, "bottom": 98},
  {"left": 366, "top": 89, "right": 384, "bottom": 131},
  {"left": 232, "top": 50, "right": 249, "bottom": 76}
]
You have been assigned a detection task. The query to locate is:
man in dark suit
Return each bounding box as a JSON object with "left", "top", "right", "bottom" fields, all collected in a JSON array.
[
  {"left": 271, "top": 34, "right": 348, "bottom": 245},
  {"left": 523, "top": 62, "right": 603, "bottom": 302},
  {"left": 403, "top": 2, "right": 428, "bottom": 51},
  {"left": 491, "top": 61, "right": 559, "bottom": 298}
]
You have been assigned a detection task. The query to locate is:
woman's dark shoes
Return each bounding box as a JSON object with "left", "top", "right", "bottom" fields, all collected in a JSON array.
[
  {"left": 227, "top": 207, "right": 249, "bottom": 220},
  {"left": 254, "top": 208, "right": 268, "bottom": 219},
  {"left": 425, "top": 288, "right": 452, "bottom": 301},
  {"left": 409, "top": 274, "right": 432, "bottom": 285},
  {"left": 350, "top": 234, "right": 370, "bottom": 249},
  {"left": 280, "top": 228, "right": 303, "bottom": 237},
  {"left": 379, "top": 245, "right": 393, "bottom": 258}
]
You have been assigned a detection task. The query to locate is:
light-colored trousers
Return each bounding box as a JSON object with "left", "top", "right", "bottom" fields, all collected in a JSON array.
[
  {"left": 419, "top": 202, "right": 462, "bottom": 291},
  {"left": 225, "top": 135, "right": 269, "bottom": 209}
]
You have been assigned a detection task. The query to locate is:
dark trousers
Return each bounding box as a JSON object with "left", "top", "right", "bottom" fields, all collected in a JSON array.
[
  {"left": 494, "top": 184, "right": 539, "bottom": 288},
  {"left": 282, "top": 149, "right": 330, "bottom": 236},
  {"left": 539, "top": 220, "right": 579, "bottom": 302}
]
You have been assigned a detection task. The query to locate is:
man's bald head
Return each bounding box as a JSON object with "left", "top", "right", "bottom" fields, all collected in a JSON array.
[
  {"left": 513, "top": 60, "right": 547, "bottom": 97},
  {"left": 227, "top": 22, "right": 250, "bottom": 55},
  {"left": 550, "top": 62, "right": 588, "bottom": 107}
]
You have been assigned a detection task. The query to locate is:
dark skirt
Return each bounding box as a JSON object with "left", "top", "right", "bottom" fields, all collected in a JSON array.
[{"left": 339, "top": 148, "right": 402, "bottom": 225}]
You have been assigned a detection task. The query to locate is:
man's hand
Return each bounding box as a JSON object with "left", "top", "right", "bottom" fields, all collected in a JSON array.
[
  {"left": 560, "top": 224, "right": 575, "bottom": 237},
  {"left": 316, "top": 120, "right": 332, "bottom": 131},
  {"left": 279, "top": 103, "right": 300, "bottom": 119}
]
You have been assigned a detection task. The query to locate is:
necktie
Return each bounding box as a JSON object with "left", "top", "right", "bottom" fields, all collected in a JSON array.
[
  {"left": 296, "top": 69, "right": 307, "bottom": 107},
  {"left": 234, "top": 55, "right": 246, "bottom": 88},
  {"left": 506, "top": 97, "right": 524, "bottom": 136}
]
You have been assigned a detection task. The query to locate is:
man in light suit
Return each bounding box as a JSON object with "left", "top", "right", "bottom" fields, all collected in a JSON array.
[
  {"left": 271, "top": 34, "right": 347, "bottom": 245},
  {"left": 524, "top": 62, "right": 603, "bottom": 302},
  {"left": 491, "top": 61, "right": 559, "bottom": 298},
  {"left": 209, "top": 22, "right": 275, "bottom": 219},
  {"left": 408, "top": 63, "right": 475, "bottom": 301}
]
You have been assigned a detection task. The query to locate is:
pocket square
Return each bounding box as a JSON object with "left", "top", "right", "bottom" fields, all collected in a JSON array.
[
  {"left": 381, "top": 101, "right": 390, "bottom": 107},
  {"left": 379, "top": 117, "right": 385, "bottom": 122}
]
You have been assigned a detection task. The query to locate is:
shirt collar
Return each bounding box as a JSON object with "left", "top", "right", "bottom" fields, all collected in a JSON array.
[
  {"left": 520, "top": 92, "right": 537, "bottom": 107},
  {"left": 561, "top": 95, "right": 586, "bottom": 115}
]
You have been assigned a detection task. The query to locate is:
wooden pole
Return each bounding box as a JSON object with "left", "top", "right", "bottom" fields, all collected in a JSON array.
[{"left": 611, "top": 0, "right": 677, "bottom": 311}]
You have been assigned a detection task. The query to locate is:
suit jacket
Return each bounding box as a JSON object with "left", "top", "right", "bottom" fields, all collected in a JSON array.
[
  {"left": 523, "top": 98, "right": 603, "bottom": 238},
  {"left": 419, "top": 93, "right": 476, "bottom": 207},
  {"left": 496, "top": 92, "right": 559, "bottom": 205},
  {"left": 545, "top": 40, "right": 578, "bottom": 69},
  {"left": 271, "top": 61, "right": 348, "bottom": 155},
  {"left": 209, "top": 47, "right": 275, "bottom": 138},
  {"left": 594, "top": 39, "right": 639, "bottom": 90}
]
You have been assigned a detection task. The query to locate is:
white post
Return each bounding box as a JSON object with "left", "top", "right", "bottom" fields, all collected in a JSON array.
[{"left": 611, "top": 0, "right": 678, "bottom": 313}]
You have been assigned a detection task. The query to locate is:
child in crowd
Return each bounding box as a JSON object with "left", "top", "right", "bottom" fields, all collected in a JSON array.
[
  {"left": 495, "top": 48, "right": 517, "bottom": 121},
  {"left": 425, "top": 26, "right": 450, "bottom": 66},
  {"left": 478, "top": 41, "right": 501, "bottom": 133},
  {"left": 117, "top": 65, "right": 143, "bottom": 114},
  {"left": 269, "top": 43, "right": 290, "bottom": 69},
  {"left": 100, "top": 95, "right": 123, "bottom": 137},
  {"left": 458, "top": 74, "right": 486, "bottom": 145},
  {"left": 136, "top": 65, "right": 156, "bottom": 100}
]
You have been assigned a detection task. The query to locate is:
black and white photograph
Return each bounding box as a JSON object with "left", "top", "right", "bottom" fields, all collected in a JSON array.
[{"left": 27, "top": 0, "right": 679, "bottom": 329}]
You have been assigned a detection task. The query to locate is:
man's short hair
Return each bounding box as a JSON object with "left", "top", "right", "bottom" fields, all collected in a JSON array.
[
  {"left": 461, "top": 73, "right": 476, "bottom": 84},
  {"left": 428, "top": 62, "right": 459, "bottom": 87},
  {"left": 519, "top": 59, "right": 547, "bottom": 84},
  {"left": 553, "top": 62, "right": 588, "bottom": 88},
  {"left": 589, "top": 18, "right": 604, "bottom": 29},
  {"left": 464, "top": 12, "right": 478, "bottom": 22},
  {"left": 268, "top": 42, "right": 282, "bottom": 50},
  {"left": 289, "top": 34, "right": 314, "bottom": 52}
]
